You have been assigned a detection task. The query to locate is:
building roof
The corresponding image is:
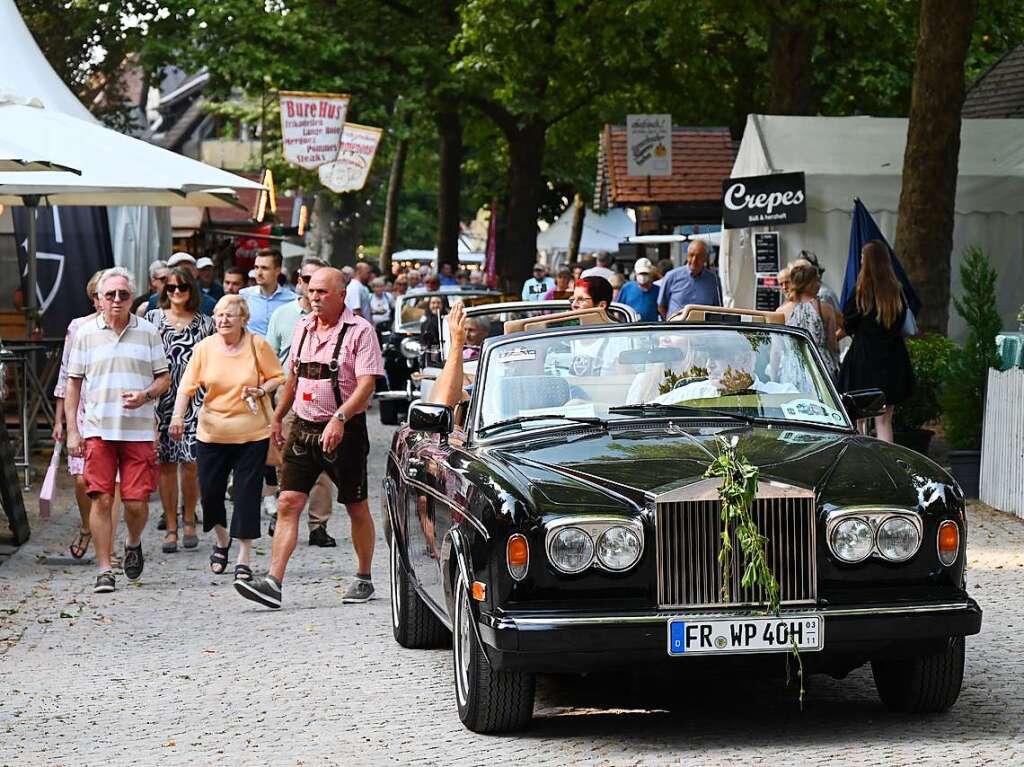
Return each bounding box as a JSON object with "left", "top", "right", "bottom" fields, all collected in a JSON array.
[
  {"left": 963, "top": 45, "right": 1024, "bottom": 118},
  {"left": 595, "top": 125, "right": 737, "bottom": 209}
]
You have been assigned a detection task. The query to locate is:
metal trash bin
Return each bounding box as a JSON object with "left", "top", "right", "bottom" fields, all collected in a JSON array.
[{"left": 995, "top": 332, "right": 1024, "bottom": 371}]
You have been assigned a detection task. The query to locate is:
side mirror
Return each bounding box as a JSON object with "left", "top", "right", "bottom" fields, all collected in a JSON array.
[
  {"left": 407, "top": 402, "right": 454, "bottom": 438},
  {"left": 842, "top": 389, "right": 886, "bottom": 420}
]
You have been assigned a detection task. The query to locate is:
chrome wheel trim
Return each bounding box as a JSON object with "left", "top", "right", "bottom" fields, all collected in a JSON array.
[
  {"left": 454, "top": 578, "right": 472, "bottom": 708},
  {"left": 389, "top": 539, "right": 401, "bottom": 630}
]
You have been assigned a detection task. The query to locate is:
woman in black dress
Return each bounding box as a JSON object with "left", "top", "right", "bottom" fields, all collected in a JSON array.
[{"left": 838, "top": 240, "right": 914, "bottom": 442}]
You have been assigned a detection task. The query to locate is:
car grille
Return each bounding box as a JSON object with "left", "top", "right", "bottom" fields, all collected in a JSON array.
[{"left": 656, "top": 486, "right": 817, "bottom": 609}]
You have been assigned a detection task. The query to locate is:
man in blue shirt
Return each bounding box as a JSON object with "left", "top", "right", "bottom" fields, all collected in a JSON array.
[
  {"left": 521, "top": 264, "right": 555, "bottom": 301},
  {"left": 658, "top": 240, "right": 722, "bottom": 317},
  {"left": 241, "top": 248, "right": 296, "bottom": 337},
  {"left": 616, "top": 257, "right": 660, "bottom": 321}
]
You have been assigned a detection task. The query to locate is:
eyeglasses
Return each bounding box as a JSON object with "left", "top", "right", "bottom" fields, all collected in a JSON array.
[
  {"left": 298, "top": 274, "right": 313, "bottom": 283},
  {"left": 103, "top": 290, "right": 131, "bottom": 302},
  {"left": 165, "top": 283, "right": 191, "bottom": 293}
]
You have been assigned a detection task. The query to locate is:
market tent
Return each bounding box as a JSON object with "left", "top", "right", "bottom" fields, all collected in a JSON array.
[
  {"left": 719, "top": 114, "right": 1024, "bottom": 338},
  {"left": 537, "top": 206, "right": 634, "bottom": 256}
]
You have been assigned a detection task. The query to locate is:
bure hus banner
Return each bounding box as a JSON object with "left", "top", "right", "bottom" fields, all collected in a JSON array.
[
  {"left": 317, "top": 123, "right": 383, "bottom": 193},
  {"left": 13, "top": 205, "right": 114, "bottom": 337},
  {"left": 722, "top": 172, "right": 806, "bottom": 229},
  {"left": 279, "top": 90, "right": 350, "bottom": 169}
]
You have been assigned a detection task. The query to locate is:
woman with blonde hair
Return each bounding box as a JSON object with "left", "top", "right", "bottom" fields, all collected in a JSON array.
[
  {"left": 780, "top": 261, "right": 840, "bottom": 378},
  {"left": 170, "top": 294, "right": 284, "bottom": 581},
  {"left": 838, "top": 240, "right": 914, "bottom": 442}
]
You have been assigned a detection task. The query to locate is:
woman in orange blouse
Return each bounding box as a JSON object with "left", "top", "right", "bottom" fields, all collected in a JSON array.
[{"left": 170, "top": 295, "right": 284, "bottom": 581}]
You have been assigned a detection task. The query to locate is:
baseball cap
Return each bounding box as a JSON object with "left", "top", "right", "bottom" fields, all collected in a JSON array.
[
  {"left": 195, "top": 256, "right": 214, "bottom": 270},
  {"left": 532, "top": 263, "right": 546, "bottom": 272},
  {"left": 167, "top": 252, "right": 197, "bottom": 267},
  {"left": 634, "top": 257, "right": 654, "bottom": 275}
]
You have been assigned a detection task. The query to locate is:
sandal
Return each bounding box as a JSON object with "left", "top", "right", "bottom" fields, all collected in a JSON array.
[
  {"left": 181, "top": 525, "right": 199, "bottom": 550},
  {"left": 209, "top": 541, "right": 232, "bottom": 574},
  {"left": 69, "top": 529, "right": 92, "bottom": 559},
  {"left": 162, "top": 531, "right": 178, "bottom": 554},
  {"left": 233, "top": 563, "right": 253, "bottom": 582}
]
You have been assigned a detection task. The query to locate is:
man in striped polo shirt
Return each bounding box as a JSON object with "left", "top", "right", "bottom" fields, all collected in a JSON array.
[{"left": 65, "top": 267, "right": 170, "bottom": 594}]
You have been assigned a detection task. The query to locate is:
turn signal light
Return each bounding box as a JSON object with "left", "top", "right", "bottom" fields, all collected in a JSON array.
[
  {"left": 471, "top": 581, "right": 487, "bottom": 601},
  {"left": 937, "top": 521, "right": 960, "bottom": 566},
  {"left": 507, "top": 534, "right": 529, "bottom": 581}
]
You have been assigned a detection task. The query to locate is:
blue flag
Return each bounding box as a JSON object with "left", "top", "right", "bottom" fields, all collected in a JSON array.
[{"left": 841, "top": 198, "right": 921, "bottom": 316}]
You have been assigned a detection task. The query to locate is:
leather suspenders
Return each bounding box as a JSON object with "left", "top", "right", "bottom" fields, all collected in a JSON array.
[{"left": 293, "top": 322, "right": 351, "bottom": 408}]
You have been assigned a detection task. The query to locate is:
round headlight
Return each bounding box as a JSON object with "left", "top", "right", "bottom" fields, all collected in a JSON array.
[
  {"left": 548, "top": 527, "right": 594, "bottom": 574},
  {"left": 596, "top": 526, "right": 642, "bottom": 571},
  {"left": 876, "top": 516, "right": 921, "bottom": 562},
  {"left": 830, "top": 518, "right": 873, "bottom": 563},
  {"left": 400, "top": 337, "right": 422, "bottom": 359}
]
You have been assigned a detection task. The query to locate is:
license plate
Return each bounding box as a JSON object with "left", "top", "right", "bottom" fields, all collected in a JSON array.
[{"left": 667, "top": 616, "right": 823, "bottom": 656}]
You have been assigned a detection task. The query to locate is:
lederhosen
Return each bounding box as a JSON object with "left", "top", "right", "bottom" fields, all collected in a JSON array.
[{"left": 283, "top": 321, "right": 370, "bottom": 502}]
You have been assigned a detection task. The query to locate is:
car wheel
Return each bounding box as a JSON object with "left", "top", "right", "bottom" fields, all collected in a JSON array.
[
  {"left": 452, "top": 576, "right": 535, "bottom": 733},
  {"left": 379, "top": 399, "right": 402, "bottom": 426},
  {"left": 871, "top": 636, "right": 965, "bottom": 713},
  {"left": 389, "top": 534, "right": 448, "bottom": 649}
]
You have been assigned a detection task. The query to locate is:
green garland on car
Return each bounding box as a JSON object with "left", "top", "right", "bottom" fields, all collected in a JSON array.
[{"left": 704, "top": 435, "right": 804, "bottom": 704}]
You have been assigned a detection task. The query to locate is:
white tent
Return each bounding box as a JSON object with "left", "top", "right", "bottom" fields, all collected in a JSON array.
[
  {"left": 720, "top": 114, "right": 1024, "bottom": 339},
  {"left": 537, "top": 206, "right": 634, "bottom": 256}
]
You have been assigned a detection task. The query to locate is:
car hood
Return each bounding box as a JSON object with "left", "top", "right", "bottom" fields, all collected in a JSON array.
[{"left": 489, "top": 425, "right": 955, "bottom": 512}]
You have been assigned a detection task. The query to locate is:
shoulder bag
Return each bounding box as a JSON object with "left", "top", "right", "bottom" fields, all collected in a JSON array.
[{"left": 249, "top": 333, "right": 283, "bottom": 467}]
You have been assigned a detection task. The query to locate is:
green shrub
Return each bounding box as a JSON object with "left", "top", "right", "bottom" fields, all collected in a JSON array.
[
  {"left": 939, "top": 246, "right": 1002, "bottom": 450},
  {"left": 894, "top": 334, "right": 957, "bottom": 432}
]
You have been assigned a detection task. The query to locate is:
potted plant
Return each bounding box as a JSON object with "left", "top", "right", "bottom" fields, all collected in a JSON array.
[
  {"left": 939, "top": 246, "right": 1002, "bottom": 497},
  {"left": 894, "top": 334, "right": 957, "bottom": 455}
]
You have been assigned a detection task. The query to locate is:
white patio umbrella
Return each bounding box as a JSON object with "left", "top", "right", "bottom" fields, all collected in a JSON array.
[
  {"left": 0, "top": 136, "right": 80, "bottom": 173},
  {"left": 0, "top": 97, "right": 264, "bottom": 329}
]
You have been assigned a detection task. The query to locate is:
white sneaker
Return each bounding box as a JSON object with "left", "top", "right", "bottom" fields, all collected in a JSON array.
[{"left": 262, "top": 495, "right": 278, "bottom": 519}]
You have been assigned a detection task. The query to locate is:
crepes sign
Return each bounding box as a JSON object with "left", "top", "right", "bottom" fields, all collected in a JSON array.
[
  {"left": 317, "top": 123, "right": 383, "bottom": 193},
  {"left": 722, "top": 172, "right": 806, "bottom": 229},
  {"left": 279, "top": 90, "right": 349, "bottom": 169}
]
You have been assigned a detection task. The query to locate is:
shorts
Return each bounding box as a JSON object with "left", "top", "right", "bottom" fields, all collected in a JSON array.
[
  {"left": 280, "top": 414, "right": 369, "bottom": 504},
  {"left": 84, "top": 438, "right": 158, "bottom": 501}
]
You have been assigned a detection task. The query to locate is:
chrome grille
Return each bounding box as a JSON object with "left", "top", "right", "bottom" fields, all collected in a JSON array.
[{"left": 656, "top": 482, "right": 817, "bottom": 609}]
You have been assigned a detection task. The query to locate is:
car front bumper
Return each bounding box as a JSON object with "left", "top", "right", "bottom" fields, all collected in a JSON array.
[{"left": 478, "top": 599, "right": 983, "bottom": 672}]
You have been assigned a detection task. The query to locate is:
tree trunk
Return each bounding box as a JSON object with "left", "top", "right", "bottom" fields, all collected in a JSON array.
[
  {"left": 308, "top": 193, "right": 335, "bottom": 264},
  {"left": 330, "top": 193, "right": 365, "bottom": 268},
  {"left": 766, "top": 5, "right": 816, "bottom": 115},
  {"left": 894, "top": 0, "right": 978, "bottom": 334},
  {"left": 499, "top": 120, "right": 546, "bottom": 295},
  {"left": 436, "top": 105, "right": 463, "bottom": 274},
  {"left": 566, "top": 193, "right": 586, "bottom": 264},
  {"left": 379, "top": 133, "right": 409, "bottom": 277}
]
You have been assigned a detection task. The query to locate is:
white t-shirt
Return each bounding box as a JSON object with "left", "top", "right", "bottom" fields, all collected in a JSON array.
[
  {"left": 581, "top": 265, "right": 617, "bottom": 282},
  {"left": 345, "top": 279, "right": 373, "bottom": 319}
]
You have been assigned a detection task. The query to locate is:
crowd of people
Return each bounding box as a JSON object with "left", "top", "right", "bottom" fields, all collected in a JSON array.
[{"left": 52, "top": 237, "right": 912, "bottom": 601}]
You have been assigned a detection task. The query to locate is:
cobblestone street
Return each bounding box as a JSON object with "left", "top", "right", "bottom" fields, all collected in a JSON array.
[{"left": 1, "top": 418, "right": 1022, "bottom": 766}]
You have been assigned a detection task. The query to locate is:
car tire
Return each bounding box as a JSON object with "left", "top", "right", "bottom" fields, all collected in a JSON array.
[
  {"left": 389, "top": 535, "right": 448, "bottom": 649},
  {"left": 871, "top": 636, "right": 965, "bottom": 713},
  {"left": 379, "top": 399, "right": 403, "bottom": 426},
  {"left": 453, "top": 576, "right": 535, "bottom": 733}
]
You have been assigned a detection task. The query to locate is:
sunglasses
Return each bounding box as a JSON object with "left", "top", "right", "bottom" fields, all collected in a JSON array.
[
  {"left": 103, "top": 290, "right": 131, "bottom": 301},
  {"left": 165, "top": 283, "right": 191, "bottom": 293},
  {"left": 298, "top": 274, "right": 313, "bottom": 283}
]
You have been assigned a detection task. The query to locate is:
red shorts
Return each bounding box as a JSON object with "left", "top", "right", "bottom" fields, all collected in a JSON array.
[{"left": 84, "top": 438, "right": 158, "bottom": 501}]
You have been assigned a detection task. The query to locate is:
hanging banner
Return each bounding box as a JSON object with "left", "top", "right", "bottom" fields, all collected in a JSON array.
[
  {"left": 317, "top": 123, "right": 383, "bottom": 193},
  {"left": 279, "top": 90, "right": 349, "bottom": 169},
  {"left": 626, "top": 114, "right": 672, "bottom": 177},
  {"left": 12, "top": 205, "right": 114, "bottom": 337},
  {"left": 722, "top": 172, "right": 806, "bottom": 229}
]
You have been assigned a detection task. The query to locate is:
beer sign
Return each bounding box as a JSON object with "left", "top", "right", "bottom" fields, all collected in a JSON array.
[
  {"left": 279, "top": 90, "right": 349, "bottom": 169},
  {"left": 626, "top": 114, "right": 672, "bottom": 177},
  {"left": 317, "top": 123, "right": 383, "bottom": 193}
]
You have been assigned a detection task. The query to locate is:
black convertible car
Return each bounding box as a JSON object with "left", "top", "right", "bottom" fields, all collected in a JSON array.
[{"left": 383, "top": 315, "right": 982, "bottom": 732}]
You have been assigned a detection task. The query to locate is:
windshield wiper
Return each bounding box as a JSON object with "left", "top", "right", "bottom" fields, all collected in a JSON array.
[
  {"left": 607, "top": 402, "right": 769, "bottom": 426},
  {"left": 478, "top": 414, "right": 606, "bottom": 435}
]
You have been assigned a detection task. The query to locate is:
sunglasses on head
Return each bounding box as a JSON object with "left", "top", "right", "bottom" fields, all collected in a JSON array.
[
  {"left": 104, "top": 290, "right": 131, "bottom": 301},
  {"left": 165, "top": 283, "right": 191, "bottom": 293},
  {"left": 299, "top": 274, "right": 314, "bottom": 283}
]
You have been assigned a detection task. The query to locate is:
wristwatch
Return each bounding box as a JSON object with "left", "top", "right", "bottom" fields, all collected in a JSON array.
[
  {"left": 333, "top": 410, "right": 347, "bottom": 424},
  {"left": 143, "top": 389, "right": 153, "bottom": 402}
]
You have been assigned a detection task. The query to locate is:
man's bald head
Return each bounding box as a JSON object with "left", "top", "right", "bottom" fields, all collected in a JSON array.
[
  {"left": 687, "top": 240, "right": 709, "bottom": 276},
  {"left": 307, "top": 267, "right": 347, "bottom": 320}
]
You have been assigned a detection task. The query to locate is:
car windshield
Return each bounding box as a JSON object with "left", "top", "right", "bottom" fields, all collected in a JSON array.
[
  {"left": 475, "top": 326, "right": 849, "bottom": 433},
  {"left": 396, "top": 293, "right": 501, "bottom": 332}
]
